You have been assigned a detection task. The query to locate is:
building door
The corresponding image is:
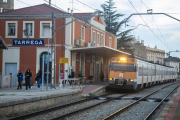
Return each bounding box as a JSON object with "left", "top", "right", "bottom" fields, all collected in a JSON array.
[
  {"left": 40, "top": 52, "right": 52, "bottom": 83},
  {"left": 5, "top": 63, "right": 17, "bottom": 86},
  {"left": 96, "top": 64, "right": 99, "bottom": 82}
]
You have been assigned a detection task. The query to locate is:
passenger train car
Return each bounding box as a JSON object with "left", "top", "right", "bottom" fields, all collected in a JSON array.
[{"left": 108, "top": 56, "right": 177, "bottom": 91}]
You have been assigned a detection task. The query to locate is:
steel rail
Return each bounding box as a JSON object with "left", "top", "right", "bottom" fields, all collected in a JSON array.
[
  {"left": 102, "top": 81, "right": 180, "bottom": 120},
  {"left": 51, "top": 94, "right": 129, "bottom": 120},
  {"left": 10, "top": 92, "right": 113, "bottom": 120},
  {"left": 144, "top": 85, "right": 180, "bottom": 120}
]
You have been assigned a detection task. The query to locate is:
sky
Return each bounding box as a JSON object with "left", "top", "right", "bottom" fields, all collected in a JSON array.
[{"left": 14, "top": 0, "right": 180, "bottom": 58}]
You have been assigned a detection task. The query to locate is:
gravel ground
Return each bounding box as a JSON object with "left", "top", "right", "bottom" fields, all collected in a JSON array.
[
  {"left": 65, "top": 100, "right": 134, "bottom": 120},
  {"left": 26, "top": 99, "right": 106, "bottom": 120},
  {"left": 112, "top": 101, "right": 159, "bottom": 120},
  {"left": 147, "top": 101, "right": 167, "bottom": 120},
  {"left": 2, "top": 82, "right": 179, "bottom": 120}
]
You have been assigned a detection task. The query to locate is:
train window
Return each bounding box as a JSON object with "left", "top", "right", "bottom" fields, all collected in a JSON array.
[{"left": 110, "top": 63, "right": 137, "bottom": 72}]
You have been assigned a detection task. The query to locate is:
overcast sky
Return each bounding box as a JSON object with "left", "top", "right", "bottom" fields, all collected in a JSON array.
[{"left": 14, "top": 0, "right": 180, "bottom": 58}]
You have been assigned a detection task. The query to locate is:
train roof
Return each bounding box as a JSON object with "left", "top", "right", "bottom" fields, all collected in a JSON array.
[{"left": 133, "top": 55, "right": 174, "bottom": 68}]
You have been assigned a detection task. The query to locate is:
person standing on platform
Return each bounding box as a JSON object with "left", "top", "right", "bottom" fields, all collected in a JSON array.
[
  {"left": 100, "top": 71, "right": 104, "bottom": 82},
  {"left": 59, "top": 70, "right": 63, "bottom": 87},
  {"left": 36, "top": 70, "right": 42, "bottom": 89},
  {"left": 65, "top": 70, "right": 69, "bottom": 84},
  {"left": 17, "top": 70, "right": 23, "bottom": 90},
  {"left": 25, "top": 69, "right": 32, "bottom": 91},
  {"left": 70, "top": 69, "right": 75, "bottom": 85}
]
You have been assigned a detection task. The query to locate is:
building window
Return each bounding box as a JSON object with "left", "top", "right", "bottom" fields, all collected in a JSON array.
[
  {"left": 81, "top": 26, "right": 85, "bottom": 41},
  {"left": 149, "top": 56, "right": 151, "bottom": 61},
  {"left": 40, "top": 21, "right": 52, "bottom": 38},
  {"left": 109, "top": 38, "right": 112, "bottom": 48},
  {"left": 3, "top": 0, "right": 7, "bottom": 3},
  {"left": 5, "top": 21, "right": 18, "bottom": 38},
  {"left": 97, "top": 33, "right": 99, "bottom": 46},
  {"left": 101, "top": 34, "right": 103, "bottom": 46},
  {"left": 23, "top": 21, "right": 34, "bottom": 38},
  {"left": 93, "top": 31, "right": 95, "bottom": 41}
]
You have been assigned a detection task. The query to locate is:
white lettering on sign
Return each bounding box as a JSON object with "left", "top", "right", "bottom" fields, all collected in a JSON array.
[
  {"left": 26, "top": 40, "right": 30, "bottom": 44},
  {"left": 22, "top": 40, "right": 25, "bottom": 45},
  {"left": 14, "top": 40, "right": 18, "bottom": 44},
  {"left": 35, "top": 41, "right": 38, "bottom": 45},
  {"left": 119, "top": 73, "right": 123, "bottom": 77},
  {"left": 13, "top": 39, "right": 44, "bottom": 46},
  {"left": 31, "top": 40, "right": 34, "bottom": 45},
  {"left": 39, "top": 41, "right": 42, "bottom": 45},
  {"left": 18, "top": 40, "right": 21, "bottom": 44}
]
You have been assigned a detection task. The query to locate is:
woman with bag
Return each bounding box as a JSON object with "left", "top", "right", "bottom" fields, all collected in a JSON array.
[
  {"left": 36, "top": 70, "right": 42, "bottom": 89},
  {"left": 25, "top": 69, "right": 32, "bottom": 91},
  {"left": 17, "top": 70, "right": 23, "bottom": 90}
]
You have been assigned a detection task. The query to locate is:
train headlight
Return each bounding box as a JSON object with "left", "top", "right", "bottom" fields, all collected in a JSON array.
[
  {"left": 109, "top": 78, "right": 112, "bottom": 80},
  {"left": 130, "top": 79, "right": 134, "bottom": 82}
]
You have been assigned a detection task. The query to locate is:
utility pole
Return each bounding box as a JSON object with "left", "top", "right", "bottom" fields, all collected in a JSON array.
[{"left": 51, "top": 12, "right": 56, "bottom": 89}]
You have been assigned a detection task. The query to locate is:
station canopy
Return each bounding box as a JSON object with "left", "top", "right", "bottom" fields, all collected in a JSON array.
[
  {"left": 70, "top": 46, "right": 131, "bottom": 57},
  {"left": 0, "top": 36, "right": 8, "bottom": 49}
]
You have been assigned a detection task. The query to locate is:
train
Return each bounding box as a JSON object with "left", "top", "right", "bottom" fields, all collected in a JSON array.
[{"left": 108, "top": 56, "right": 177, "bottom": 91}]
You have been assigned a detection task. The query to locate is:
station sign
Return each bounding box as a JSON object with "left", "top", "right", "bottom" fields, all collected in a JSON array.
[
  {"left": 59, "top": 58, "right": 69, "bottom": 63},
  {"left": 12, "top": 39, "right": 45, "bottom": 46},
  {"left": 44, "top": 55, "right": 52, "bottom": 62}
]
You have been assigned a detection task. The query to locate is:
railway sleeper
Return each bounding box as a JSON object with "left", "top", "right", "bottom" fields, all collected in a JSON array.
[{"left": 89, "top": 96, "right": 169, "bottom": 102}]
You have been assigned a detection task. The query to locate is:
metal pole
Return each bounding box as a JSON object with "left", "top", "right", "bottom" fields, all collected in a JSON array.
[
  {"left": 59, "top": 63, "right": 60, "bottom": 87},
  {"left": 47, "top": 38, "right": 49, "bottom": 90},
  {"left": 54, "top": 15, "right": 56, "bottom": 89},
  {"left": 42, "top": 55, "right": 44, "bottom": 91}
]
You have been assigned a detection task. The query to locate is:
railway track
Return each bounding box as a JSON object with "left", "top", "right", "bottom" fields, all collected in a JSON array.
[
  {"left": 143, "top": 84, "right": 179, "bottom": 120},
  {"left": 102, "top": 82, "right": 180, "bottom": 120},
  {"left": 9, "top": 92, "right": 113, "bottom": 120},
  {"left": 51, "top": 93, "right": 129, "bottom": 120}
]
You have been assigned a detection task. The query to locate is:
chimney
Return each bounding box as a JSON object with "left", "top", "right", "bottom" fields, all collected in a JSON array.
[
  {"left": 67, "top": 8, "right": 70, "bottom": 13},
  {"left": 49, "top": 0, "right": 51, "bottom": 6},
  {"left": 155, "top": 45, "right": 157, "bottom": 49},
  {"left": 71, "top": 10, "right": 73, "bottom": 15},
  {"left": 0, "top": 8, "right": 3, "bottom": 13}
]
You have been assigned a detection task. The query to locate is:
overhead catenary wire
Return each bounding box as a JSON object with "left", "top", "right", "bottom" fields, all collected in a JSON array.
[
  {"left": 127, "top": 0, "right": 171, "bottom": 52},
  {"left": 141, "top": 0, "right": 173, "bottom": 51}
]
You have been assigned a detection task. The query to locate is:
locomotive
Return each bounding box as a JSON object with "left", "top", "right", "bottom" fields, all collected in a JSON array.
[{"left": 108, "top": 56, "right": 177, "bottom": 91}]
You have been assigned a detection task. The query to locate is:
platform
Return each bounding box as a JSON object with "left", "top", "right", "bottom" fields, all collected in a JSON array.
[
  {"left": 0, "top": 82, "right": 108, "bottom": 116},
  {"left": 0, "top": 85, "right": 82, "bottom": 116},
  {"left": 81, "top": 82, "right": 109, "bottom": 96},
  {"left": 156, "top": 86, "right": 180, "bottom": 120}
]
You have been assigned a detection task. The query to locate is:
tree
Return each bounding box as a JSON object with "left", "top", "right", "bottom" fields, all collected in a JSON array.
[
  {"left": 101, "top": 0, "right": 124, "bottom": 34},
  {"left": 101, "top": 0, "right": 135, "bottom": 54},
  {"left": 117, "top": 28, "right": 135, "bottom": 54}
]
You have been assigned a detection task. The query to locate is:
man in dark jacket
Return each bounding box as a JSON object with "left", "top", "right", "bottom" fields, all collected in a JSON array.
[
  {"left": 17, "top": 70, "right": 23, "bottom": 90},
  {"left": 25, "top": 69, "right": 32, "bottom": 90},
  {"left": 70, "top": 69, "right": 75, "bottom": 85}
]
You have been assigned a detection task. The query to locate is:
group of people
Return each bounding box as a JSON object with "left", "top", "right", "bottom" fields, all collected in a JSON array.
[
  {"left": 59, "top": 69, "right": 75, "bottom": 86},
  {"left": 17, "top": 69, "right": 42, "bottom": 91},
  {"left": 17, "top": 68, "right": 105, "bottom": 90}
]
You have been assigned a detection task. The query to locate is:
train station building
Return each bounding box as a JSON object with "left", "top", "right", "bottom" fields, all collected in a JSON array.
[{"left": 0, "top": 3, "right": 130, "bottom": 86}]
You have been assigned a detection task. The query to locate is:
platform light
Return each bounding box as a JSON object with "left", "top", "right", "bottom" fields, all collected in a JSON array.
[{"left": 109, "top": 78, "right": 112, "bottom": 80}]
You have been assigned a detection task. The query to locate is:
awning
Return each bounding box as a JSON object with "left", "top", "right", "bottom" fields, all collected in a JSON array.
[
  {"left": 70, "top": 46, "right": 131, "bottom": 57},
  {"left": 0, "top": 36, "right": 8, "bottom": 49}
]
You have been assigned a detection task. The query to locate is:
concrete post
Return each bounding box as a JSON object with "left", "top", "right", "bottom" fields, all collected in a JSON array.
[{"left": 9, "top": 73, "right": 13, "bottom": 87}]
